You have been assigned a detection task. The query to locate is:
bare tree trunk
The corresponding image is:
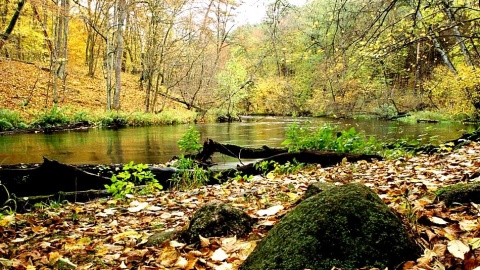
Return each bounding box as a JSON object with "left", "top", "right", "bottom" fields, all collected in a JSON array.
[
  {"left": 441, "top": 0, "right": 473, "bottom": 66},
  {"left": 0, "top": 0, "right": 25, "bottom": 51},
  {"left": 113, "top": 0, "right": 126, "bottom": 110},
  {"left": 52, "top": 0, "right": 70, "bottom": 103},
  {"left": 104, "top": 8, "right": 114, "bottom": 110},
  {"left": 414, "top": 41, "right": 421, "bottom": 95},
  {"left": 410, "top": 0, "right": 457, "bottom": 74}
]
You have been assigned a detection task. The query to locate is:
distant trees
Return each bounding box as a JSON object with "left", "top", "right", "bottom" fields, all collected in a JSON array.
[{"left": 0, "top": 0, "right": 479, "bottom": 117}]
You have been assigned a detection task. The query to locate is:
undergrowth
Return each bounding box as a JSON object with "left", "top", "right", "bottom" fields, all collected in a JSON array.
[{"left": 105, "top": 161, "right": 163, "bottom": 198}]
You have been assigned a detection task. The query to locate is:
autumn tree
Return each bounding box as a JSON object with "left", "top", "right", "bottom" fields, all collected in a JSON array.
[{"left": 0, "top": 0, "right": 25, "bottom": 52}]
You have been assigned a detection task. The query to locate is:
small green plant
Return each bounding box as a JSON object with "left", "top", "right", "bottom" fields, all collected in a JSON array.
[
  {"left": 170, "top": 127, "right": 208, "bottom": 190},
  {"left": 255, "top": 160, "right": 275, "bottom": 175},
  {"left": 105, "top": 161, "right": 163, "bottom": 198},
  {"left": 272, "top": 159, "right": 304, "bottom": 175},
  {"left": 232, "top": 171, "right": 253, "bottom": 182},
  {"left": 178, "top": 126, "right": 202, "bottom": 154},
  {"left": 254, "top": 159, "right": 304, "bottom": 177},
  {"left": 171, "top": 155, "right": 210, "bottom": 190}
]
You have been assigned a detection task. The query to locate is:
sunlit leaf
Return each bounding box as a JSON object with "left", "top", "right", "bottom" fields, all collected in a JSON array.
[
  {"left": 211, "top": 248, "right": 228, "bottom": 261},
  {"left": 447, "top": 240, "right": 469, "bottom": 259},
  {"left": 468, "top": 238, "right": 480, "bottom": 250},
  {"left": 257, "top": 205, "right": 284, "bottom": 216}
]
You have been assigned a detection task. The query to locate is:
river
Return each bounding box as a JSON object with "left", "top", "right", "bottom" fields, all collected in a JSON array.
[{"left": 0, "top": 116, "right": 475, "bottom": 165}]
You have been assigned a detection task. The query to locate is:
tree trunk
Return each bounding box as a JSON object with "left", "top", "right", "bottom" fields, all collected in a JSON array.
[
  {"left": 441, "top": 0, "right": 473, "bottom": 66},
  {"left": 52, "top": 0, "right": 70, "bottom": 103},
  {"left": 0, "top": 0, "right": 25, "bottom": 51},
  {"left": 410, "top": 0, "right": 457, "bottom": 74},
  {"left": 113, "top": 0, "right": 126, "bottom": 110}
]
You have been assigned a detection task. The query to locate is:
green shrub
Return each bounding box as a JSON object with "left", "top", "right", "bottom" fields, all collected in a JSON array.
[
  {"left": 282, "top": 123, "right": 381, "bottom": 154},
  {"left": 105, "top": 161, "right": 162, "bottom": 198},
  {"left": 31, "top": 106, "right": 69, "bottom": 128},
  {"left": 99, "top": 112, "right": 128, "bottom": 127},
  {"left": 0, "top": 119, "right": 13, "bottom": 131},
  {"left": 0, "top": 109, "right": 26, "bottom": 131}
]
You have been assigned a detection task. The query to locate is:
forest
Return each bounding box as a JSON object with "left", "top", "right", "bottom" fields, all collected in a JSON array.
[
  {"left": 0, "top": 0, "right": 479, "bottom": 122},
  {"left": 3, "top": 1, "right": 480, "bottom": 269}
]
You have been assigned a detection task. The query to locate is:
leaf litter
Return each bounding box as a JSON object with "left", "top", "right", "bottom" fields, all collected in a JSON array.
[{"left": 2, "top": 143, "right": 480, "bottom": 269}]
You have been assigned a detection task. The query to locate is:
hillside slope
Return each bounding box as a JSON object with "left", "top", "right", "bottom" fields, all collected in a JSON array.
[{"left": 0, "top": 58, "right": 163, "bottom": 120}]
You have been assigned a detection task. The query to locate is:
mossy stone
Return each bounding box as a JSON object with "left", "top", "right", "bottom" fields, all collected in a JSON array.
[
  {"left": 436, "top": 182, "right": 480, "bottom": 206},
  {"left": 297, "top": 182, "right": 335, "bottom": 203},
  {"left": 240, "top": 183, "right": 420, "bottom": 270},
  {"left": 180, "top": 202, "right": 255, "bottom": 244},
  {"left": 146, "top": 230, "right": 177, "bottom": 246}
]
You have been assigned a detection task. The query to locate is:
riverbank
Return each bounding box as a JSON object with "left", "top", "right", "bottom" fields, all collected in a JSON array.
[{"left": 1, "top": 141, "right": 480, "bottom": 269}]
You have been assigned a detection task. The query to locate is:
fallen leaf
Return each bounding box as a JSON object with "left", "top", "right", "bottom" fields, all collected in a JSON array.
[
  {"left": 417, "top": 248, "right": 435, "bottom": 266},
  {"left": 429, "top": 216, "right": 448, "bottom": 225},
  {"left": 215, "top": 262, "right": 232, "bottom": 270},
  {"left": 211, "top": 248, "right": 228, "bottom": 261},
  {"left": 128, "top": 201, "right": 149, "bottom": 212},
  {"left": 468, "top": 238, "right": 480, "bottom": 250},
  {"left": 199, "top": 235, "right": 210, "bottom": 247},
  {"left": 113, "top": 230, "right": 141, "bottom": 242},
  {"left": 174, "top": 256, "right": 188, "bottom": 268},
  {"left": 0, "top": 215, "right": 15, "bottom": 227},
  {"left": 459, "top": 219, "right": 479, "bottom": 231},
  {"left": 257, "top": 205, "right": 284, "bottom": 216},
  {"left": 447, "top": 239, "right": 470, "bottom": 259}
]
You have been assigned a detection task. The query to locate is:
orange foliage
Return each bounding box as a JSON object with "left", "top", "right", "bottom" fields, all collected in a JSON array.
[{"left": 0, "top": 58, "right": 149, "bottom": 120}]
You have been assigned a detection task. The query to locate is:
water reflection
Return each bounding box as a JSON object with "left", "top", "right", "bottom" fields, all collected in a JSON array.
[{"left": 0, "top": 117, "right": 475, "bottom": 165}]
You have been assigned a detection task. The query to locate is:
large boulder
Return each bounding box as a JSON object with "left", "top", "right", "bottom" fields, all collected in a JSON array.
[
  {"left": 180, "top": 202, "right": 255, "bottom": 244},
  {"left": 436, "top": 182, "right": 480, "bottom": 206},
  {"left": 240, "top": 183, "right": 420, "bottom": 270}
]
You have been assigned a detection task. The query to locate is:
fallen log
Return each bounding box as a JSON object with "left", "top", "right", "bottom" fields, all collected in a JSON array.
[
  {"left": 208, "top": 147, "right": 383, "bottom": 180},
  {"left": 0, "top": 157, "right": 111, "bottom": 205},
  {"left": 416, "top": 119, "right": 439, "bottom": 123},
  {"left": 0, "top": 158, "right": 178, "bottom": 208},
  {"left": 194, "top": 139, "right": 288, "bottom": 164}
]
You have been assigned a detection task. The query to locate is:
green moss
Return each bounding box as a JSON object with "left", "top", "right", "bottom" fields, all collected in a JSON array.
[
  {"left": 436, "top": 182, "right": 480, "bottom": 206},
  {"left": 296, "top": 182, "right": 335, "bottom": 204},
  {"left": 240, "top": 183, "right": 420, "bottom": 270},
  {"left": 146, "top": 230, "right": 177, "bottom": 246},
  {"left": 180, "top": 202, "right": 255, "bottom": 244}
]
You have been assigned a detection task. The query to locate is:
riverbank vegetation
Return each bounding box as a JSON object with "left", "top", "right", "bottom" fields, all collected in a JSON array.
[{"left": 1, "top": 0, "right": 479, "bottom": 124}]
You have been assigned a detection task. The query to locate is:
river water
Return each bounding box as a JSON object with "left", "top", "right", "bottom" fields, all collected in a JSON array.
[{"left": 0, "top": 116, "right": 475, "bottom": 165}]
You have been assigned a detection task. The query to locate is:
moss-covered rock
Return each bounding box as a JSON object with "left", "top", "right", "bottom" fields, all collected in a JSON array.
[
  {"left": 240, "top": 183, "right": 420, "bottom": 270},
  {"left": 146, "top": 230, "right": 177, "bottom": 247},
  {"left": 436, "top": 182, "right": 480, "bottom": 206},
  {"left": 180, "top": 202, "right": 255, "bottom": 244},
  {"left": 297, "top": 182, "right": 335, "bottom": 204}
]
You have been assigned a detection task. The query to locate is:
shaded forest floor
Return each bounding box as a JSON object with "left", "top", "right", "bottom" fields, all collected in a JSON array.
[{"left": 2, "top": 142, "right": 480, "bottom": 269}]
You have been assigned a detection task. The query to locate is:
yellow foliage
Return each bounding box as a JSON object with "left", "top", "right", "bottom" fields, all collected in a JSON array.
[
  {"left": 250, "top": 77, "right": 292, "bottom": 115},
  {"left": 426, "top": 65, "right": 478, "bottom": 116}
]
